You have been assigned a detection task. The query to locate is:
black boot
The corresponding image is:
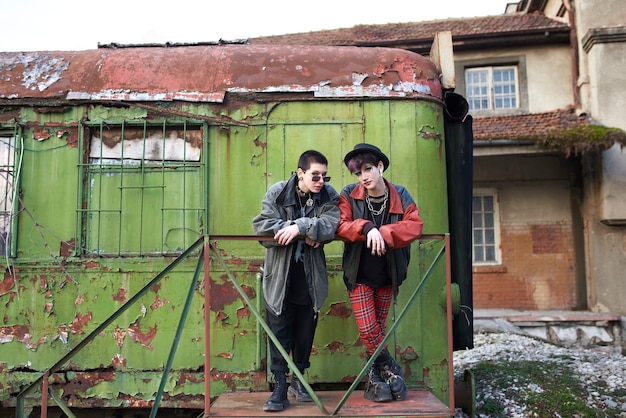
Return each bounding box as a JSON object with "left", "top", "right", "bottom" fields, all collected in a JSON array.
[
  {"left": 263, "top": 371, "right": 290, "bottom": 412},
  {"left": 288, "top": 373, "right": 313, "bottom": 402},
  {"left": 377, "top": 349, "right": 408, "bottom": 401},
  {"left": 363, "top": 364, "right": 393, "bottom": 402}
]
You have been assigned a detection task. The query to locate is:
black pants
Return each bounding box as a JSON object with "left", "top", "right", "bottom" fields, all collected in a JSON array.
[{"left": 266, "top": 300, "right": 318, "bottom": 374}]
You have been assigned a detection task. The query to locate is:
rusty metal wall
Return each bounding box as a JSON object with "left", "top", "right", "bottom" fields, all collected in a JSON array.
[{"left": 0, "top": 45, "right": 451, "bottom": 413}]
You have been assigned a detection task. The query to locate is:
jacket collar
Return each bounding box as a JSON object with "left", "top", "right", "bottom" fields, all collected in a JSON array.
[
  {"left": 277, "top": 174, "right": 332, "bottom": 207},
  {"left": 348, "top": 179, "right": 403, "bottom": 214}
]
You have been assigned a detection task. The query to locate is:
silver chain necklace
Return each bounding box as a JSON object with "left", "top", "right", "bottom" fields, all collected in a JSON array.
[{"left": 365, "top": 187, "right": 388, "bottom": 216}]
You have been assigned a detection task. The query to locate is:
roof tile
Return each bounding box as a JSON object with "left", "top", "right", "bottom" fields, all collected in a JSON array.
[{"left": 249, "top": 14, "right": 569, "bottom": 45}]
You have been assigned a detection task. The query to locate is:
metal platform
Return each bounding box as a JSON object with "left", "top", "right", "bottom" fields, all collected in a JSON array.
[{"left": 209, "top": 389, "right": 452, "bottom": 417}]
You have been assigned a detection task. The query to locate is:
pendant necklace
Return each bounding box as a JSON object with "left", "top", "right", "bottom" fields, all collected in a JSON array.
[{"left": 297, "top": 184, "right": 314, "bottom": 207}]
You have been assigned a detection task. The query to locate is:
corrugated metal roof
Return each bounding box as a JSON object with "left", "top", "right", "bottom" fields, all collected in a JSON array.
[{"left": 0, "top": 45, "right": 442, "bottom": 103}]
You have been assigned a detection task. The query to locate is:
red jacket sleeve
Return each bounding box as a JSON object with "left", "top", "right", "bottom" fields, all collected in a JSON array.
[
  {"left": 336, "top": 194, "right": 369, "bottom": 242},
  {"left": 379, "top": 202, "right": 423, "bottom": 249}
]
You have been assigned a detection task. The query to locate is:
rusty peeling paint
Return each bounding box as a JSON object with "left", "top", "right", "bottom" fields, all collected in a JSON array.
[
  {"left": 127, "top": 319, "right": 157, "bottom": 349},
  {"left": 0, "top": 46, "right": 441, "bottom": 104},
  {"left": 150, "top": 294, "right": 170, "bottom": 310},
  {"left": 399, "top": 346, "right": 419, "bottom": 362},
  {"left": 326, "top": 301, "right": 352, "bottom": 318},
  {"left": 217, "top": 352, "right": 234, "bottom": 359},
  {"left": 38, "top": 274, "right": 48, "bottom": 289},
  {"left": 236, "top": 306, "right": 250, "bottom": 320},
  {"left": 60, "top": 238, "right": 76, "bottom": 256},
  {"left": 253, "top": 137, "right": 266, "bottom": 149},
  {"left": 0, "top": 273, "right": 15, "bottom": 296},
  {"left": 112, "top": 353, "right": 127, "bottom": 368},
  {"left": 56, "top": 324, "right": 68, "bottom": 344},
  {"left": 326, "top": 341, "right": 349, "bottom": 352},
  {"left": 0, "top": 324, "right": 47, "bottom": 349},
  {"left": 112, "top": 288, "right": 127, "bottom": 303},
  {"left": 176, "top": 372, "right": 204, "bottom": 385},
  {"left": 75, "top": 293, "right": 85, "bottom": 306},
  {"left": 33, "top": 128, "right": 51, "bottom": 141},
  {"left": 419, "top": 124, "right": 442, "bottom": 140},
  {"left": 247, "top": 260, "right": 264, "bottom": 272},
  {"left": 113, "top": 325, "right": 126, "bottom": 347},
  {"left": 210, "top": 276, "right": 256, "bottom": 313},
  {"left": 69, "top": 311, "right": 93, "bottom": 334},
  {"left": 210, "top": 369, "right": 269, "bottom": 392}
]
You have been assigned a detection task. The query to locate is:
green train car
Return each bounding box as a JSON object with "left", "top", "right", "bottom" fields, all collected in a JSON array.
[{"left": 0, "top": 41, "right": 473, "bottom": 417}]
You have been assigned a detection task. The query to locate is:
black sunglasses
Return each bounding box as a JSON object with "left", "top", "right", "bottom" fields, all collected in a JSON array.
[{"left": 305, "top": 171, "right": 331, "bottom": 182}]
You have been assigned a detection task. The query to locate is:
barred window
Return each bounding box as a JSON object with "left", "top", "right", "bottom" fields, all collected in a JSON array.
[
  {"left": 472, "top": 190, "right": 501, "bottom": 264},
  {"left": 81, "top": 123, "right": 205, "bottom": 256},
  {"left": 0, "top": 132, "right": 17, "bottom": 257},
  {"left": 465, "top": 66, "right": 519, "bottom": 111}
]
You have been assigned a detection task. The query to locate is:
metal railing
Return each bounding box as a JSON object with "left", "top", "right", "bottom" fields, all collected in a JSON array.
[{"left": 15, "top": 233, "right": 453, "bottom": 417}]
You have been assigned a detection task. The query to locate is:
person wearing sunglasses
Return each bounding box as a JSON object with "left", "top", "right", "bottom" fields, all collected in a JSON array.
[
  {"left": 336, "top": 143, "right": 423, "bottom": 403},
  {"left": 252, "top": 149, "right": 340, "bottom": 412}
]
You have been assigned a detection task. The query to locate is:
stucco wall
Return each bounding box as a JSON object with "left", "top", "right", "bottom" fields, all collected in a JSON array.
[
  {"left": 576, "top": 0, "right": 625, "bottom": 37},
  {"left": 576, "top": 0, "right": 626, "bottom": 313},
  {"left": 454, "top": 45, "right": 573, "bottom": 113}
]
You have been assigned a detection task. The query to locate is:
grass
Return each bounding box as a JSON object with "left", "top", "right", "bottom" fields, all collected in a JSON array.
[{"left": 470, "top": 359, "right": 625, "bottom": 417}]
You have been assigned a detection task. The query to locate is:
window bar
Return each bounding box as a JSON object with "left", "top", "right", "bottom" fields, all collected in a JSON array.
[
  {"left": 98, "top": 122, "right": 108, "bottom": 256},
  {"left": 117, "top": 121, "right": 126, "bottom": 257},
  {"left": 75, "top": 122, "right": 85, "bottom": 257},
  {"left": 160, "top": 121, "right": 167, "bottom": 254},
  {"left": 137, "top": 121, "right": 147, "bottom": 256},
  {"left": 203, "top": 124, "right": 209, "bottom": 238}
]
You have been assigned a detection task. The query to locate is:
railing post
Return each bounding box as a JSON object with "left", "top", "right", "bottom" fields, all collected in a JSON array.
[{"left": 204, "top": 237, "right": 212, "bottom": 417}]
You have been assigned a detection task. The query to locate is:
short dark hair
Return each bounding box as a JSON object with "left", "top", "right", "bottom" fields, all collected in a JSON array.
[
  {"left": 346, "top": 152, "right": 379, "bottom": 174},
  {"left": 298, "top": 150, "right": 328, "bottom": 171}
]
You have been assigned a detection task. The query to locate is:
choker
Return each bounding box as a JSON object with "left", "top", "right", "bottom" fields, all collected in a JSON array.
[{"left": 297, "top": 184, "right": 314, "bottom": 207}]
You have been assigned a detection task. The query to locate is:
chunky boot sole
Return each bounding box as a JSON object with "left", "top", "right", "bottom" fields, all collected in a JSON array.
[
  {"left": 263, "top": 398, "right": 289, "bottom": 411},
  {"left": 364, "top": 382, "right": 393, "bottom": 402},
  {"left": 288, "top": 385, "right": 313, "bottom": 402},
  {"left": 388, "top": 376, "right": 408, "bottom": 400},
  {"left": 380, "top": 360, "right": 408, "bottom": 401}
]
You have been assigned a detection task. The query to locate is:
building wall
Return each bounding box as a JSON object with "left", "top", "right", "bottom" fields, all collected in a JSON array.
[
  {"left": 463, "top": 0, "right": 626, "bottom": 314},
  {"left": 454, "top": 45, "right": 573, "bottom": 113},
  {"left": 472, "top": 153, "right": 580, "bottom": 310},
  {"left": 574, "top": 0, "right": 626, "bottom": 313}
]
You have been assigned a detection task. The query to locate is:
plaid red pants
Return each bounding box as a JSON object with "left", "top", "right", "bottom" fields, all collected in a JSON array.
[{"left": 348, "top": 283, "right": 393, "bottom": 356}]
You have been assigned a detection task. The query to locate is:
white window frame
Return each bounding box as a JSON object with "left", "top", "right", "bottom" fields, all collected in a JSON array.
[
  {"left": 472, "top": 188, "right": 502, "bottom": 265},
  {"left": 465, "top": 66, "right": 519, "bottom": 111}
]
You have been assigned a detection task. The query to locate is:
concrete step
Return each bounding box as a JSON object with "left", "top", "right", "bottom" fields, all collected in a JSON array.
[{"left": 473, "top": 309, "right": 626, "bottom": 351}]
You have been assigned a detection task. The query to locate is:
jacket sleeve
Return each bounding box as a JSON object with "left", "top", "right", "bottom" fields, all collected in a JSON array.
[
  {"left": 336, "top": 193, "right": 369, "bottom": 242},
  {"left": 252, "top": 183, "right": 289, "bottom": 248},
  {"left": 294, "top": 184, "right": 340, "bottom": 243},
  {"left": 379, "top": 202, "right": 423, "bottom": 249}
]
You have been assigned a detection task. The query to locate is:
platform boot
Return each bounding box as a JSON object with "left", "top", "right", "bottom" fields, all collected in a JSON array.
[
  {"left": 263, "top": 371, "right": 290, "bottom": 411},
  {"left": 363, "top": 361, "right": 393, "bottom": 402},
  {"left": 377, "top": 349, "right": 408, "bottom": 401}
]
